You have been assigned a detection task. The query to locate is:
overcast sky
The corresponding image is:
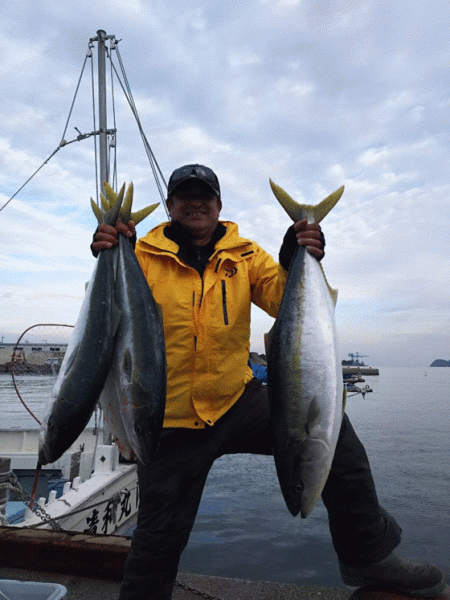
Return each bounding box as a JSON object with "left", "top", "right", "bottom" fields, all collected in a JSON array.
[{"left": 1, "top": 0, "right": 449, "bottom": 367}]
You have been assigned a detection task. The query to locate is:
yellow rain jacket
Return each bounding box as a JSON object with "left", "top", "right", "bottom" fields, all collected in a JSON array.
[{"left": 135, "top": 221, "right": 287, "bottom": 429}]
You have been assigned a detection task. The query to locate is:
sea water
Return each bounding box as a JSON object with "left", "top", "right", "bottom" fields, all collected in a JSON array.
[
  {"left": 179, "top": 367, "right": 450, "bottom": 588},
  {"left": 1, "top": 367, "right": 449, "bottom": 588}
]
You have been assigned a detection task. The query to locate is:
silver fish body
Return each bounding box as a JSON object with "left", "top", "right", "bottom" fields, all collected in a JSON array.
[
  {"left": 266, "top": 181, "right": 345, "bottom": 518},
  {"left": 38, "top": 250, "right": 116, "bottom": 465},
  {"left": 100, "top": 234, "right": 166, "bottom": 465},
  {"left": 38, "top": 189, "right": 124, "bottom": 466}
]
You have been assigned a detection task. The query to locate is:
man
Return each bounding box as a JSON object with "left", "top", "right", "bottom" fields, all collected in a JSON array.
[{"left": 92, "top": 165, "right": 445, "bottom": 600}]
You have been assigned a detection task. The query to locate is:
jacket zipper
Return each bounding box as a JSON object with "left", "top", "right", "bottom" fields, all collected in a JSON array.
[
  {"left": 221, "top": 280, "right": 229, "bottom": 325},
  {"left": 194, "top": 258, "right": 227, "bottom": 351}
]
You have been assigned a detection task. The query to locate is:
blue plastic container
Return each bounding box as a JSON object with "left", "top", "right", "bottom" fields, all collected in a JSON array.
[{"left": 0, "top": 580, "right": 67, "bottom": 600}]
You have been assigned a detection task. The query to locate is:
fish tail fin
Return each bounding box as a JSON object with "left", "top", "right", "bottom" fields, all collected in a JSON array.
[
  {"left": 103, "top": 182, "right": 125, "bottom": 225},
  {"left": 131, "top": 202, "right": 160, "bottom": 225},
  {"left": 104, "top": 181, "right": 125, "bottom": 207},
  {"left": 269, "top": 179, "right": 344, "bottom": 224},
  {"left": 90, "top": 183, "right": 125, "bottom": 225},
  {"left": 90, "top": 198, "right": 104, "bottom": 224},
  {"left": 100, "top": 193, "right": 110, "bottom": 211},
  {"left": 91, "top": 181, "right": 160, "bottom": 226},
  {"left": 120, "top": 181, "right": 161, "bottom": 225},
  {"left": 119, "top": 182, "right": 134, "bottom": 223}
]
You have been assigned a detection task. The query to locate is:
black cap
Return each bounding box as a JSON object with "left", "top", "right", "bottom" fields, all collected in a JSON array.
[{"left": 167, "top": 164, "right": 220, "bottom": 197}]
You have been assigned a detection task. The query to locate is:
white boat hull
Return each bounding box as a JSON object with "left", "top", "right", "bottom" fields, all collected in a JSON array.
[{"left": 1, "top": 428, "right": 138, "bottom": 534}]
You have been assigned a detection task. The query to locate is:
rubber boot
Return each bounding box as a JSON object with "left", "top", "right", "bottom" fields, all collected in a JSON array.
[{"left": 340, "top": 552, "right": 446, "bottom": 597}]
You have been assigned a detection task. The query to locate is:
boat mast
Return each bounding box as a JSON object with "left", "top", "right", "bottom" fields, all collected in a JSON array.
[
  {"left": 96, "top": 30, "right": 114, "bottom": 446},
  {"left": 97, "top": 30, "right": 109, "bottom": 194}
]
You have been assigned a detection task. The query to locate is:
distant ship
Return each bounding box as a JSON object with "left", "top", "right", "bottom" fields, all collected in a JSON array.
[{"left": 342, "top": 352, "right": 379, "bottom": 376}]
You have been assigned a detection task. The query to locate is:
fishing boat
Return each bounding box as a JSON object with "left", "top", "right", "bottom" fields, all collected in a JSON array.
[
  {"left": 1, "top": 427, "right": 138, "bottom": 535},
  {"left": 342, "top": 363, "right": 374, "bottom": 398},
  {"left": 343, "top": 381, "right": 373, "bottom": 398},
  {"left": 0, "top": 29, "right": 168, "bottom": 536},
  {"left": 0, "top": 324, "right": 139, "bottom": 535}
]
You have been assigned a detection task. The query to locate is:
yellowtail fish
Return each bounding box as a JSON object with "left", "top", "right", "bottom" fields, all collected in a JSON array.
[
  {"left": 38, "top": 186, "right": 124, "bottom": 465},
  {"left": 99, "top": 183, "right": 166, "bottom": 465},
  {"left": 265, "top": 180, "right": 345, "bottom": 517}
]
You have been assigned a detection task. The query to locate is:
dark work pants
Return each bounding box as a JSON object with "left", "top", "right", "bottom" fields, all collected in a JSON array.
[{"left": 119, "top": 378, "right": 402, "bottom": 600}]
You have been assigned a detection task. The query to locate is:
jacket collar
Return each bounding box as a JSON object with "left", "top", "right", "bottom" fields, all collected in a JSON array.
[
  {"left": 163, "top": 220, "right": 226, "bottom": 253},
  {"left": 138, "top": 221, "right": 253, "bottom": 255}
]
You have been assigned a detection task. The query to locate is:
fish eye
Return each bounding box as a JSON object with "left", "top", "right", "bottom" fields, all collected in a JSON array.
[{"left": 294, "top": 482, "right": 304, "bottom": 493}]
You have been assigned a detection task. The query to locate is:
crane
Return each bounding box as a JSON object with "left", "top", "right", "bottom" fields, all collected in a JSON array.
[{"left": 347, "top": 352, "right": 369, "bottom": 365}]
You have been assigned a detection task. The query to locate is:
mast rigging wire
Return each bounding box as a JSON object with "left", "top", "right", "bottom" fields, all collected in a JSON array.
[{"left": 0, "top": 33, "right": 168, "bottom": 216}]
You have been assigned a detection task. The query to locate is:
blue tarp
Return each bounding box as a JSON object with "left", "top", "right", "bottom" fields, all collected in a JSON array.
[{"left": 250, "top": 362, "right": 268, "bottom": 383}]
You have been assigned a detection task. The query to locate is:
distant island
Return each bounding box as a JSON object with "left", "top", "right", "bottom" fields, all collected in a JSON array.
[{"left": 430, "top": 359, "right": 450, "bottom": 367}]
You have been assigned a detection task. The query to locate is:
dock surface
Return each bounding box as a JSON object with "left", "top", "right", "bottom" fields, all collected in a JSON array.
[
  {"left": 0, "top": 566, "right": 351, "bottom": 600},
  {"left": 0, "top": 526, "right": 351, "bottom": 599}
]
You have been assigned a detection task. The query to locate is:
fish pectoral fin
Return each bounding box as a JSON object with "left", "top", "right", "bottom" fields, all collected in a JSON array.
[
  {"left": 264, "top": 324, "right": 275, "bottom": 359},
  {"left": 305, "top": 397, "right": 321, "bottom": 435},
  {"left": 122, "top": 348, "right": 133, "bottom": 384},
  {"left": 318, "top": 263, "right": 339, "bottom": 305}
]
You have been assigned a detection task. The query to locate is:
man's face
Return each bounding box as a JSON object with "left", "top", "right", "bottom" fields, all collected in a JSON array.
[{"left": 167, "top": 182, "right": 222, "bottom": 243}]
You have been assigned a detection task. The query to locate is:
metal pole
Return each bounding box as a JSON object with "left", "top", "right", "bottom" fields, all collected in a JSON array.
[{"left": 97, "top": 30, "right": 108, "bottom": 193}]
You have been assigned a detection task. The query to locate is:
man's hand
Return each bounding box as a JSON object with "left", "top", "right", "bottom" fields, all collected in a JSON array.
[
  {"left": 91, "top": 220, "right": 136, "bottom": 254},
  {"left": 294, "top": 220, "right": 325, "bottom": 260}
]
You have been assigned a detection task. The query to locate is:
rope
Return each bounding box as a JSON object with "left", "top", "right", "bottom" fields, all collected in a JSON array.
[
  {"left": 111, "top": 42, "right": 169, "bottom": 216},
  {"left": 60, "top": 45, "right": 92, "bottom": 146},
  {"left": 10, "top": 323, "right": 74, "bottom": 425},
  {"left": 0, "top": 467, "right": 14, "bottom": 525},
  {"left": 0, "top": 44, "right": 92, "bottom": 215},
  {"left": 0, "top": 146, "right": 62, "bottom": 214}
]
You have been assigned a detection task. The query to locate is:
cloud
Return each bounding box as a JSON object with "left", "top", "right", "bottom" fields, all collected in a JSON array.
[{"left": 0, "top": 0, "right": 449, "bottom": 366}]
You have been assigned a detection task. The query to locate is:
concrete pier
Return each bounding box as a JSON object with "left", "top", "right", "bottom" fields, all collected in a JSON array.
[{"left": 0, "top": 527, "right": 351, "bottom": 599}]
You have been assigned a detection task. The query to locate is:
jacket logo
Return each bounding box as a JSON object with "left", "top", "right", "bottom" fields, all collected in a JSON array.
[{"left": 224, "top": 267, "right": 237, "bottom": 278}]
